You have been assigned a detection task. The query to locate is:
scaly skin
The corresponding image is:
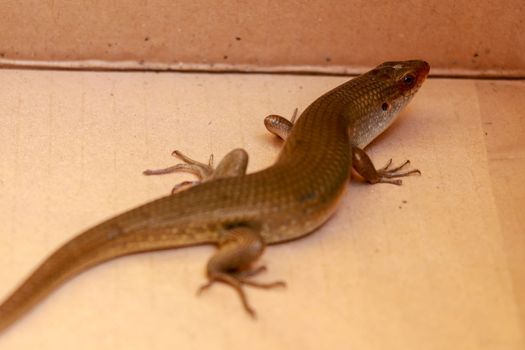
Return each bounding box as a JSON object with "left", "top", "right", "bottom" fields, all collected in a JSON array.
[{"left": 0, "top": 60, "right": 429, "bottom": 331}]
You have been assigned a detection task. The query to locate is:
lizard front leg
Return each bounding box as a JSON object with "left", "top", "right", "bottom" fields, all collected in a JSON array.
[
  {"left": 264, "top": 116, "right": 420, "bottom": 185},
  {"left": 351, "top": 146, "right": 421, "bottom": 185},
  {"left": 263, "top": 108, "right": 298, "bottom": 141}
]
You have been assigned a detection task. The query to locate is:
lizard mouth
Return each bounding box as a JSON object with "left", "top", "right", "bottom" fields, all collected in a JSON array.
[{"left": 417, "top": 61, "right": 430, "bottom": 84}]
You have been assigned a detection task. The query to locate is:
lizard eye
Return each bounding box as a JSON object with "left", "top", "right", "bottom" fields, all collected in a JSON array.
[{"left": 403, "top": 74, "right": 416, "bottom": 87}]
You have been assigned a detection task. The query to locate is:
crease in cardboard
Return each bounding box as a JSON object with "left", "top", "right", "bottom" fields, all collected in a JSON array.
[{"left": 1, "top": 58, "right": 524, "bottom": 78}]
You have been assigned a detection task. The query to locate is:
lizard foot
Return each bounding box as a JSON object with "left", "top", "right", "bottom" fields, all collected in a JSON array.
[
  {"left": 198, "top": 227, "right": 286, "bottom": 318},
  {"left": 352, "top": 146, "right": 421, "bottom": 186},
  {"left": 376, "top": 159, "right": 421, "bottom": 185},
  {"left": 197, "top": 269, "right": 286, "bottom": 318},
  {"left": 143, "top": 150, "right": 214, "bottom": 193}
]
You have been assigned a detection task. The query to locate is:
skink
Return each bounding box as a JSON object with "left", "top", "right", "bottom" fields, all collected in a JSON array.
[{"left": 0, "top": 60, "right": 429, "bottom": 332}]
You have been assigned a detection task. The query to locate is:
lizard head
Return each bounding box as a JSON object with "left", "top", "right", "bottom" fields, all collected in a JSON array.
[
  {"left": 370, "top": 60, "right": 430, "bottom": 114},
  {"left": 349, "top": 60, "right": 430, "bottom": 147}
]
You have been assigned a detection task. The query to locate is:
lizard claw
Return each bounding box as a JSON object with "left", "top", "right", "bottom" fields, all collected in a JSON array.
[
  {"left": 352, "top": 147, "right": 421, "bottom": 186},
  {"left": 143, "top": 150, "right": 214, "bottom": 193},
  {"left": 196, "top": 269, "right": 285, "bottom": 317},
  {"left": 376, "top": 159, "right": 421, "bottom": 185}
]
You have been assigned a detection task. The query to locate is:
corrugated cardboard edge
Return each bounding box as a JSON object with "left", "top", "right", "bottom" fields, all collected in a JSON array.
[{"left": 1, "top": 58, "right": 524, "bottom": 78}]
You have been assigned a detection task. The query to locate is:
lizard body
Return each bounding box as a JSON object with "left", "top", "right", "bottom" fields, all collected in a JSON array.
[{"left": 0, "top": 60, "right": 429, "bottom": 332}]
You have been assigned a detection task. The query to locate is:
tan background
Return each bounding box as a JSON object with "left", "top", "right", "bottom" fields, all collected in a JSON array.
[
  {"left": 0, "top": 70, "right": 524, "bottom": 349},
  {"left": 0, "top": 0, "right": 524, "bottom": 76}
]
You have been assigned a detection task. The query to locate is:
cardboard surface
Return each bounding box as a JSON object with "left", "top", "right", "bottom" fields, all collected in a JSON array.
[
  {"left": 0, "top": 69, "right": 524, "bottom": 349},
  {"left": 0, "top": 1, "right": 524, "bottom": 76}
]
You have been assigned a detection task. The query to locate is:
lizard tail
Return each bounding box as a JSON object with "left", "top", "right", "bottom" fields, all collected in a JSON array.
[{"left": 0, "top": 216, "right": 214, "bottom": 334}]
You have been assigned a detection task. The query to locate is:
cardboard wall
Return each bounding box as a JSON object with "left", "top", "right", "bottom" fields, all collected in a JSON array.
[{"left": 0, "top": 0, "right": 524, "bottom": 76}]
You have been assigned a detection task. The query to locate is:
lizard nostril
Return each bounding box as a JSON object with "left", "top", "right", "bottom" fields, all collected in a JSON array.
[{"left": 382, "top": 102, "right": 390, "bottom": 111}]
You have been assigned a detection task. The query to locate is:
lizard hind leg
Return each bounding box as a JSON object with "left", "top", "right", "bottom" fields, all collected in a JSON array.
[
  {"left": 197, "top": 226, "right": 286, "bottom": 318},
  {"left": 143, "top": 148, "right": 249, "bottom": 193}
]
